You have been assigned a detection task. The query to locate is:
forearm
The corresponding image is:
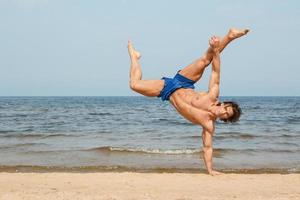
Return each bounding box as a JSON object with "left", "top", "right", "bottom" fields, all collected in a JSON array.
[
  {"left": 203, "top": 146, "right": 213, "bottom": 173},
  {"left": 202, "top": 128, "right": 219, "bottom": 175},
  {"left": 208, "top": 51, "right": 220, "bottom": 93},
  {"left": 211, "top": 51, "right": 220, "bottom": 73}
]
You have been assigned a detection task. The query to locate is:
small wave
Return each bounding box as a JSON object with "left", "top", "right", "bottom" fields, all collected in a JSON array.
[
  {"left": 0, "top": 133, "right": 42, "bottom": 138},
  {"left": 277, "top": 128, "right": 291, "bottom": 132},
  {"left": 153, "top": 118, "right": 194, "bottom": 126},
  {"left": 86, "top": 146, "right": 300, "bottom": 155},
  {"left": 20, "top": 149, "right": 71, "bottom": 154},
  {"left": 42, "top": 133, "right": 82, "bottom": 138},
  {"left": 85, "top": 146, "right": 247, "bottom": 156},
  {"left": 247, "top": 106, "right": 261, "bottom": 110},
  {"left": 88, "top": 112, "right": 113, "bottom": 116},
  {"left": 268, "top": 149, "right": 298, "bottom": 153},
  {"left": 14, "top": 114, "right": 29, "bottom": 117},
  {"left": 87, "top": 146, "right": 201, "bottom": 155},
  {"left": 179, "top": 135, "right": 201, "bottom": 139},
  {"left": 219, "top": 148, "right": 300, "bottom": 154},
  {"left": 98, "top": 146, "right": 299, "bottom": 157},
  {"left": 181, "top": 133, "right": 256, "bottom": 140},
  {"left": 0, "top": 133, "right": 82, "bottom": 139},
  {"left": 0, "top": 130, "right": 17, "bottom": 134},
  {"left": 46, "top": 121, "right": 66, "bottom": 126},
  {"left": 275, "top": 142, "right": 299, "bottom": 147},
  {"left": 24, "top": 128, "right": 34, "bottom": 132},
  {"left": 279, "top": 134, "right": 300, "bottom": 138},
  {"left": 12, "top": 143, "right": 47, "bottom": 147},
  {"left": 0, "top": 128, "right": 34, "bottom": 135},
  {"left": 287, "top": 116, "right": 300, "bottom": 124},
  {"left": 0, "top": 142, "right": 48, "bottom": 149},
  {"left": 217, "top": 132, "right": 256, "bottom": 139},
  {"left": 133, "top": 108, "right": 150, "bottom": 112}
]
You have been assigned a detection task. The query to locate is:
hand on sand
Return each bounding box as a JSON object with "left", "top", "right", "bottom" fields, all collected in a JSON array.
[
  {"left": 209, "top": 170, "right": 224, "bottom": 176},
  {"left": 209, "top": 36, "right": 220, "bottom": 52},
  {"left": 127, "top": 40, "right": 141, "bottom": 60}
]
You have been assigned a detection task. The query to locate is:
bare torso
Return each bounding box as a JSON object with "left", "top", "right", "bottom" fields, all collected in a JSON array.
[{"left": 169, "top": 88, "right": 218, "bottom": 132}]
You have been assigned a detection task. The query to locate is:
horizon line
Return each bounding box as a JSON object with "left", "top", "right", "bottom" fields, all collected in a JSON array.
[{"left": 0, "top": 95, "right": 299, "bottom": 97}]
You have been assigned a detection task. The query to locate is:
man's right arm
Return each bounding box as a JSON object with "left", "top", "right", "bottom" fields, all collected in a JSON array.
[
  {"left": 208, "top": 50, "right": 220, "bottom": 100},
  {"left": 208, "top": 36, "right": 221, "bottom": 100},
  {"left": 202, "top": 127, "right": 223, "bottom": 176}
]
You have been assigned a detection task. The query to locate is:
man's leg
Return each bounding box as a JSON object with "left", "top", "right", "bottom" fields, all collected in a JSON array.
[
  {"left": 128, "top": 41, "right": 164, "bottom": 97},
  {"left": 179, "top": 28, "right": 249, "bottom": 82}
]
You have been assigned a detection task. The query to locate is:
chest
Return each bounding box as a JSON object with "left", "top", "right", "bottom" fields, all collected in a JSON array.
[
  {"left": 171, "top": 91, "right": 213, "bottom": 125},
  {"left": 191, "top": 93, "right": 211, "bottom": 110}
]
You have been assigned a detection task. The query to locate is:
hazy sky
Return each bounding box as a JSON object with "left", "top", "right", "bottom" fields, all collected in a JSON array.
[{"left": 0, "top": 0, "right": 299, "bottom": 96}]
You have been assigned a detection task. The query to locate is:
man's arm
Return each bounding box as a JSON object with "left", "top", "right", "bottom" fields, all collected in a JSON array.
[
  {"left": 208, "top": 37, "right": 221, "bottom": 100},
  {"left": 202, "top": 127, "right": 223, "bottom": 176}
]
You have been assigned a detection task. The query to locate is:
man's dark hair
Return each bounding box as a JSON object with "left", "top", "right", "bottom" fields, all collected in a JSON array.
[{"left": 220, "top": 101, "right": 242, "bottom": 123}]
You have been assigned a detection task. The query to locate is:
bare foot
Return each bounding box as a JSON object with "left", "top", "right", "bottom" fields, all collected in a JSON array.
[
  {"left": 127, "top": 40, "right": 141, "bottom": 60},
  {"left": 228, "top": 28, "right": 250, "bottom": 40},
  {"left": 209, "top": 36, "right": 221, "bottom": 52}
]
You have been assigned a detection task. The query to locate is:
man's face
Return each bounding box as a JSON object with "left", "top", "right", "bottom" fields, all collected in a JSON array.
[{"left": 218, "top": 104, "right": 234, "bottom": 120}]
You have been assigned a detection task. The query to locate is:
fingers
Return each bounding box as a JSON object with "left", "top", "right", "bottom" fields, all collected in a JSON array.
[
  {"left": 128, "top": 40, "right": 134, "bottom": 49},
  {"left": 128, "top": 39, "right": 134, "bottom": 46},
  {"left": 209, "top": 36, "right": 220, "bottom": 45},
  {"left": 210, "top": 35, "right": 220, "bottom": 41}
]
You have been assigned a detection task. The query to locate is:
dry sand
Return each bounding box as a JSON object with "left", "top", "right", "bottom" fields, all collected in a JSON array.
[{"left": 0, "top": 172, "right": 299, "bottom": 200}]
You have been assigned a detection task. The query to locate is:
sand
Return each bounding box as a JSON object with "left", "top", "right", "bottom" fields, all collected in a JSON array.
[{"left": 0, "top": 173, "right": 299, "bottom": 200}]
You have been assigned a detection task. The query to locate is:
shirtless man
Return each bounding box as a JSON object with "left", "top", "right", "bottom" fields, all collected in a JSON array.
[{"left": 128, "top": 28, "right": 249, "bottom": 175}]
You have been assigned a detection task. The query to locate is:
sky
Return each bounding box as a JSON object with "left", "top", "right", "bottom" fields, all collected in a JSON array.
[{"left": 0, "top": 0, "right": 299, "bottom": 96}]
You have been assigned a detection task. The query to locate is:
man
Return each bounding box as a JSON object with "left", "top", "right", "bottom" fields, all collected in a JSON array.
[{"left": 128, "top": 28, "right": 249, "bottom": 175}]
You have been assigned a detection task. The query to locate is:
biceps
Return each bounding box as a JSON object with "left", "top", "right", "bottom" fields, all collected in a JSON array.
[
  {"left": 209, "top": 69, "right": 219, "bottom": 85},
  {"left": 208, "top": 80, "right": 219, "bottom": 99}
]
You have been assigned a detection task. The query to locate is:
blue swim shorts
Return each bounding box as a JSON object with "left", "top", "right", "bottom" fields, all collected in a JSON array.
[{"left": 158, "top": 71, "right": 196, "bottom": 101}]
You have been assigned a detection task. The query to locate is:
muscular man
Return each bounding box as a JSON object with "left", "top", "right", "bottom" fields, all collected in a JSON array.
[{"left": 128, "top": 28, "right": 249, "bottom": 175}]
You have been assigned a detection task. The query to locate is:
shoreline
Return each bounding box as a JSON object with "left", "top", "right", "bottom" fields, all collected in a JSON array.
[
  {"left": 1, "top": 165, "right": 300, "bottom": 174},
  {"left": 0, "top": 172, "right": 299, "bottom": 200}
]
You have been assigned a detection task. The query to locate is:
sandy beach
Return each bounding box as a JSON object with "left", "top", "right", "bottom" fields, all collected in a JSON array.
[{"left": 0, "top": 173, "right": 299, "bottom": 200}]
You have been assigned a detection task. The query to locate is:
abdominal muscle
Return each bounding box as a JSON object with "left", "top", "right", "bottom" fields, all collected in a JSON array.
[
  {"left": 171, "top": 88, "right": 196, "bottom": 104},
  {"left": 169, "top": 88, "right": 210, "bottom": 125}
]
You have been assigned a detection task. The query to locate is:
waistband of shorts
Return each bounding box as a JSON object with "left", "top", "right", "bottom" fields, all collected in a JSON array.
[{"left": 174, "top": 71, "right": 196, "bottom": 84}]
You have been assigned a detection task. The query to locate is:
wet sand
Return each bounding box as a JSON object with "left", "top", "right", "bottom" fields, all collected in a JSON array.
[{"left": 0, "top": 172, "right": 299, "bottom": 200}]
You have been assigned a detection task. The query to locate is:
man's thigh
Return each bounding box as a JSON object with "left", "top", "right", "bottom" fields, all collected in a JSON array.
[
  {"left": 131, "top": 79, "right": 164, "bottom": 97},
  {"left": 179, "top": 58, "right": 207, "bottom": 82}
]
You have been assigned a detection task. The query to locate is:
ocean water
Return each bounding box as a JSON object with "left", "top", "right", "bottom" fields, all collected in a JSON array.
[{"left": 0, "top": 96, "right": 299, "bottom": 173}]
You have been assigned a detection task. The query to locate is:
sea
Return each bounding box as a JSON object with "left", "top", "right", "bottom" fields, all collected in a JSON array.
[{"left": 0, "top": 96, "right": 299, "bottom": 173}]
